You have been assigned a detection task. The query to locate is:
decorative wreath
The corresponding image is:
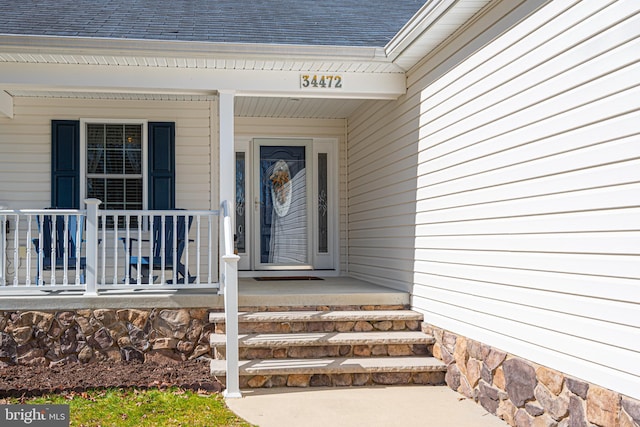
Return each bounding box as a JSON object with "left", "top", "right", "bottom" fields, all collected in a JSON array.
[{"left": 269, "top": 160, "right": 292, "bottom": 217}]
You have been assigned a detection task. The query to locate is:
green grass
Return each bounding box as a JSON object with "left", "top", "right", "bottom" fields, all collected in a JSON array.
[{"left": 3, "top": 388, "right": 254, "bottom": 427}]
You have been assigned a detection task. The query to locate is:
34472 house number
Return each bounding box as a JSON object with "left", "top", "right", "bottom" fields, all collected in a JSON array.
[{"left": 300, "top": 74, "right": 343, "bottom": 89}]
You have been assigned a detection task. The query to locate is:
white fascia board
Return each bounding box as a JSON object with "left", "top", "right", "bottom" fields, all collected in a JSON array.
[
  {"left": 0, "top": 34, "right": 388, "bottom": 62},
  {"left": 385, "top": 0, "right": 459, "bottom": 63},
  {"left": 0, "top": 90, "right": 13, "bottom": 118},
  {"left": 0, "top": 62, "right": 405, "bottom": 99}
]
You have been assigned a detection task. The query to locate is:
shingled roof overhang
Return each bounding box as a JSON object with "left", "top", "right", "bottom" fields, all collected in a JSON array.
[
  {"left": 0, "top": 0, "right": 493, "bottom": 117},
  {"left": 0, "top": 34, "right": 406, "bottom": 99}
]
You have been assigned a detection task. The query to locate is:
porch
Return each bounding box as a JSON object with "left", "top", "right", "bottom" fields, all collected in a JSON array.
[
  {"left": 0, "top": 271, "right": 423, "bottom": 397},
  {"left": 0, "top": 199, "right": 418, "bottom": 397}
]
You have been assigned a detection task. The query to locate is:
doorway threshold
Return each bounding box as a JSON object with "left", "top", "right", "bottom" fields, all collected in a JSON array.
[{"left": 237, "top": 277, "right": 409, "bottom": 307}]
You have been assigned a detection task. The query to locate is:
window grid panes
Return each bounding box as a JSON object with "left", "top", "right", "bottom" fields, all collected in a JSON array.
[{"left": 87, "top": 123, "right": 143, "bottom": 227}]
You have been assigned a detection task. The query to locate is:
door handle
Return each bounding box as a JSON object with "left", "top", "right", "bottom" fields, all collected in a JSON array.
[{"left": 255, "top": 197, "right": 260, "bottom": 211}]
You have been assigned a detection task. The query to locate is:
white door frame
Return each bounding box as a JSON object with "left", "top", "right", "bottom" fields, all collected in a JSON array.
[{"left": 235, "top": 136, "right": 338, "bottom": 274}]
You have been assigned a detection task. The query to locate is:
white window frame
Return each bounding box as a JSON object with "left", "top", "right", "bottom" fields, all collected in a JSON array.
[
  {"left": 235, "top": 139, "right": 251, "bottom": 271},
  {"left": 312, "top": 139, "right": 338, "bottom": 270},
  {"left": 79, "top": 119, "right": 149, "bottom": 209}
]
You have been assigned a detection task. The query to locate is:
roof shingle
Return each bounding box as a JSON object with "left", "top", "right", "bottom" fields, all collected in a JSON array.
[{"left": 0, "top": 0, "right": 425, "bottom": 47}]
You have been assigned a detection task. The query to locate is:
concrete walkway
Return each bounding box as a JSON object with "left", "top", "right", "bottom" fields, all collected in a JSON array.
[{"left": 226, "top": 386, "right": 509, "bottom": 427}]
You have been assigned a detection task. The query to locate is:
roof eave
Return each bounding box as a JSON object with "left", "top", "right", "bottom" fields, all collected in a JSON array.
[
  {"left": 0, "top": 34, "right": 389, "bottom": 62},
  {"left": 385, "top": 0, "right": 491, "bottom": 71}
]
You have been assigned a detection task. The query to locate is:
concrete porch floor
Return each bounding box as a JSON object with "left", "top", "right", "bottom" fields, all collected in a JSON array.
[
  {"left": 235, "top": 276, "right": 409, "bottom": 308},
  {"left": 0, "top": 276, "right": 407, "bottom": 310}
]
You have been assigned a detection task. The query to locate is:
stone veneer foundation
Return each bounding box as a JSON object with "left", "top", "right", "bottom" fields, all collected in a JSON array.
[
  {"left": 0, "top": 309, "right": 214, "bottom": 366},
  {"left": 423, "top": 324, "right": 640, "bottom": 427},
  {"left": 0, "top": 304, "right": 411, "bottom": 367}
]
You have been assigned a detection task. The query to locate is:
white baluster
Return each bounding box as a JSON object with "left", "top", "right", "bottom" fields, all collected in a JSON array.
[
  {"left": 62, "top": 215, "right": 69, "bottom": 285},
  {"left": 160, "top": 215, "right": 166, "bottom": 284},
  {"left": 50, "top": 215, "right": 56, "bottom": 286},
  {"left": 25, "top": 215, "right": 32, "bottom": 286},
  {"left": 12, "top": 215, "right": 19, "bottom": 286},
  {"left": 196, "top": 215, "right": 201, "bottom": 285},
  {"left": 113, "top": 214, "right": 120, "bottom": 285}
]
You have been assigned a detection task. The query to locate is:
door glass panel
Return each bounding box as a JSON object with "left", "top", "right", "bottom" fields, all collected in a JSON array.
[
  {"left": 259, "top": 145, "right": 307, "bottom": 264},
  {"left": 235, "top": 152, "right": 246, "bottom": 253},
  {"left": 318, "top": 153, "right": 328, "bottom": 253}
]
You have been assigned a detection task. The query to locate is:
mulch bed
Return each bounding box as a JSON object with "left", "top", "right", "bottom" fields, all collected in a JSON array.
[{"left": 0, "top": 359, "right": 223, "bottom": 398}]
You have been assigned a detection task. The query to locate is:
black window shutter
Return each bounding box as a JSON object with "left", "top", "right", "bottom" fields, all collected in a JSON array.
[
  {"left": 148, "top": 122, "right": 176, "bottom": 210},
  {"left": 51, "top": 120, "right": 80, "bottom": 208}
]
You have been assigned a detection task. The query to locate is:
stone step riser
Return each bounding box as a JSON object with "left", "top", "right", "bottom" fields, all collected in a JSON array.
[
  {"left": 231, "top": 305, "right": 410, "bottom": 314},
  {"left": 208, "top": 309, "right": 445, "bottom": 389},
  {"left": 213, "top": 319, "right": 421, "bottom": 334},
  {"left": 217, "top": 371, "right": 446, "bottom": 388},
  {"left": 215, "top": 343, "right": 432, "bottom": 360}
]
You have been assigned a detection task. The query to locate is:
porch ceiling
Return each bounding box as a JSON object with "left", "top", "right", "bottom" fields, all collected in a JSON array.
[
  {"left": 234, "top": 97, "right": 369, "bottom": 119},
  {"left": 3, "top": 90, "right": 367, "bottom": 119}
]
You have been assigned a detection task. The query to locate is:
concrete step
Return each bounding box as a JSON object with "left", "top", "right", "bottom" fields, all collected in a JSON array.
[
  {"left": 211, "top": 331, "right": 433, "bottom": 348},
  {"left": 209, "top": 310, "right": 422, "bottom": 324},
  {"left": 209, "top": 307, "right": 440, "bottom": 388},
  {"left": 211, "top": 356, "right": 447, "bottom": 388},
  {"left": 211, "top": 331, "right": 434, "bottom": 359},
  {"left": 210, "top": 310, "right": 423, "bottom": 334}
]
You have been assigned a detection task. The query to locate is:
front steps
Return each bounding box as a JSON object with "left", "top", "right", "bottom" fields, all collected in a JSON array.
[{"left": 209, "top": 307, "right": 447, "bottom": 388}]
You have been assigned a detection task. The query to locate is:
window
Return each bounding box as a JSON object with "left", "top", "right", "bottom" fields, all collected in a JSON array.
[
  {"left": 86, "top": 123, "right": 143, "bottom": 211},
  {"left": 317, "top": 152, "right": 328, "bottom": 253},
  {"left": 235, "top": 151, "right": 246, "bottom": 253},
  {"left": 51, "top": 120, "right": 175, "bottom": 214}
]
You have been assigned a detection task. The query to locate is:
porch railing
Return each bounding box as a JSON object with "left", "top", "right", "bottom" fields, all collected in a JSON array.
[{"left": 0, "top": 199, "right": 220, "bottom": 292}]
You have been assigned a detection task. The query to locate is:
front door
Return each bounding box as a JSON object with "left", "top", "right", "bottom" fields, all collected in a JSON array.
[
  {"left": 256, "top": 141, "right": 311, "bottom": 269},
  {"left": 235, "top": 138, "right": 336, "bottom": 272}
]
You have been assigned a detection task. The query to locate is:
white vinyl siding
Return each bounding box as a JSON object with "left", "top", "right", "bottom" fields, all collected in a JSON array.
[
  {"left": 0, "top": 97, "right": 214, "bottom": 210},
  {"left": 347, "top": 0, "right": 640, "bottom": 399}
]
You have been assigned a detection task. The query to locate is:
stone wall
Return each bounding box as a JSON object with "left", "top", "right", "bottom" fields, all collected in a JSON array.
[
  {"left": 0, "top": 309, "right": 215, "bottom": 366},
  {"left": 423, "top": 324, "right": 640, "bottom": 427}
]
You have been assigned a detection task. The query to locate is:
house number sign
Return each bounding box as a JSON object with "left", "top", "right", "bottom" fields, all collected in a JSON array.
[{"left": 300, "top": 74, "right": 343, "bottom": 89}]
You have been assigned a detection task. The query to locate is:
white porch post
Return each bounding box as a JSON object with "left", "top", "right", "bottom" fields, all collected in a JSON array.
[
  {"left": 219, "top": 90, "right": 236, "bottom": 288},
  {"left": 84, "top": 198, "right": 101, "bottom": 295},
  {"left": 219, "top": 90, "right": 242, "bottom": 399}
]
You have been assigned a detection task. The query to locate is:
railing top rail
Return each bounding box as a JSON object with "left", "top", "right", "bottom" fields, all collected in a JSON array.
[
  {"left": 0, "top": 209, "right": 219, "bottom": 216},
  {"left": 0, "top": 209, "right": 86, "bottom": 215},
  {"left": 99, "top": 209, "right": 220, "bottom": 216}
]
